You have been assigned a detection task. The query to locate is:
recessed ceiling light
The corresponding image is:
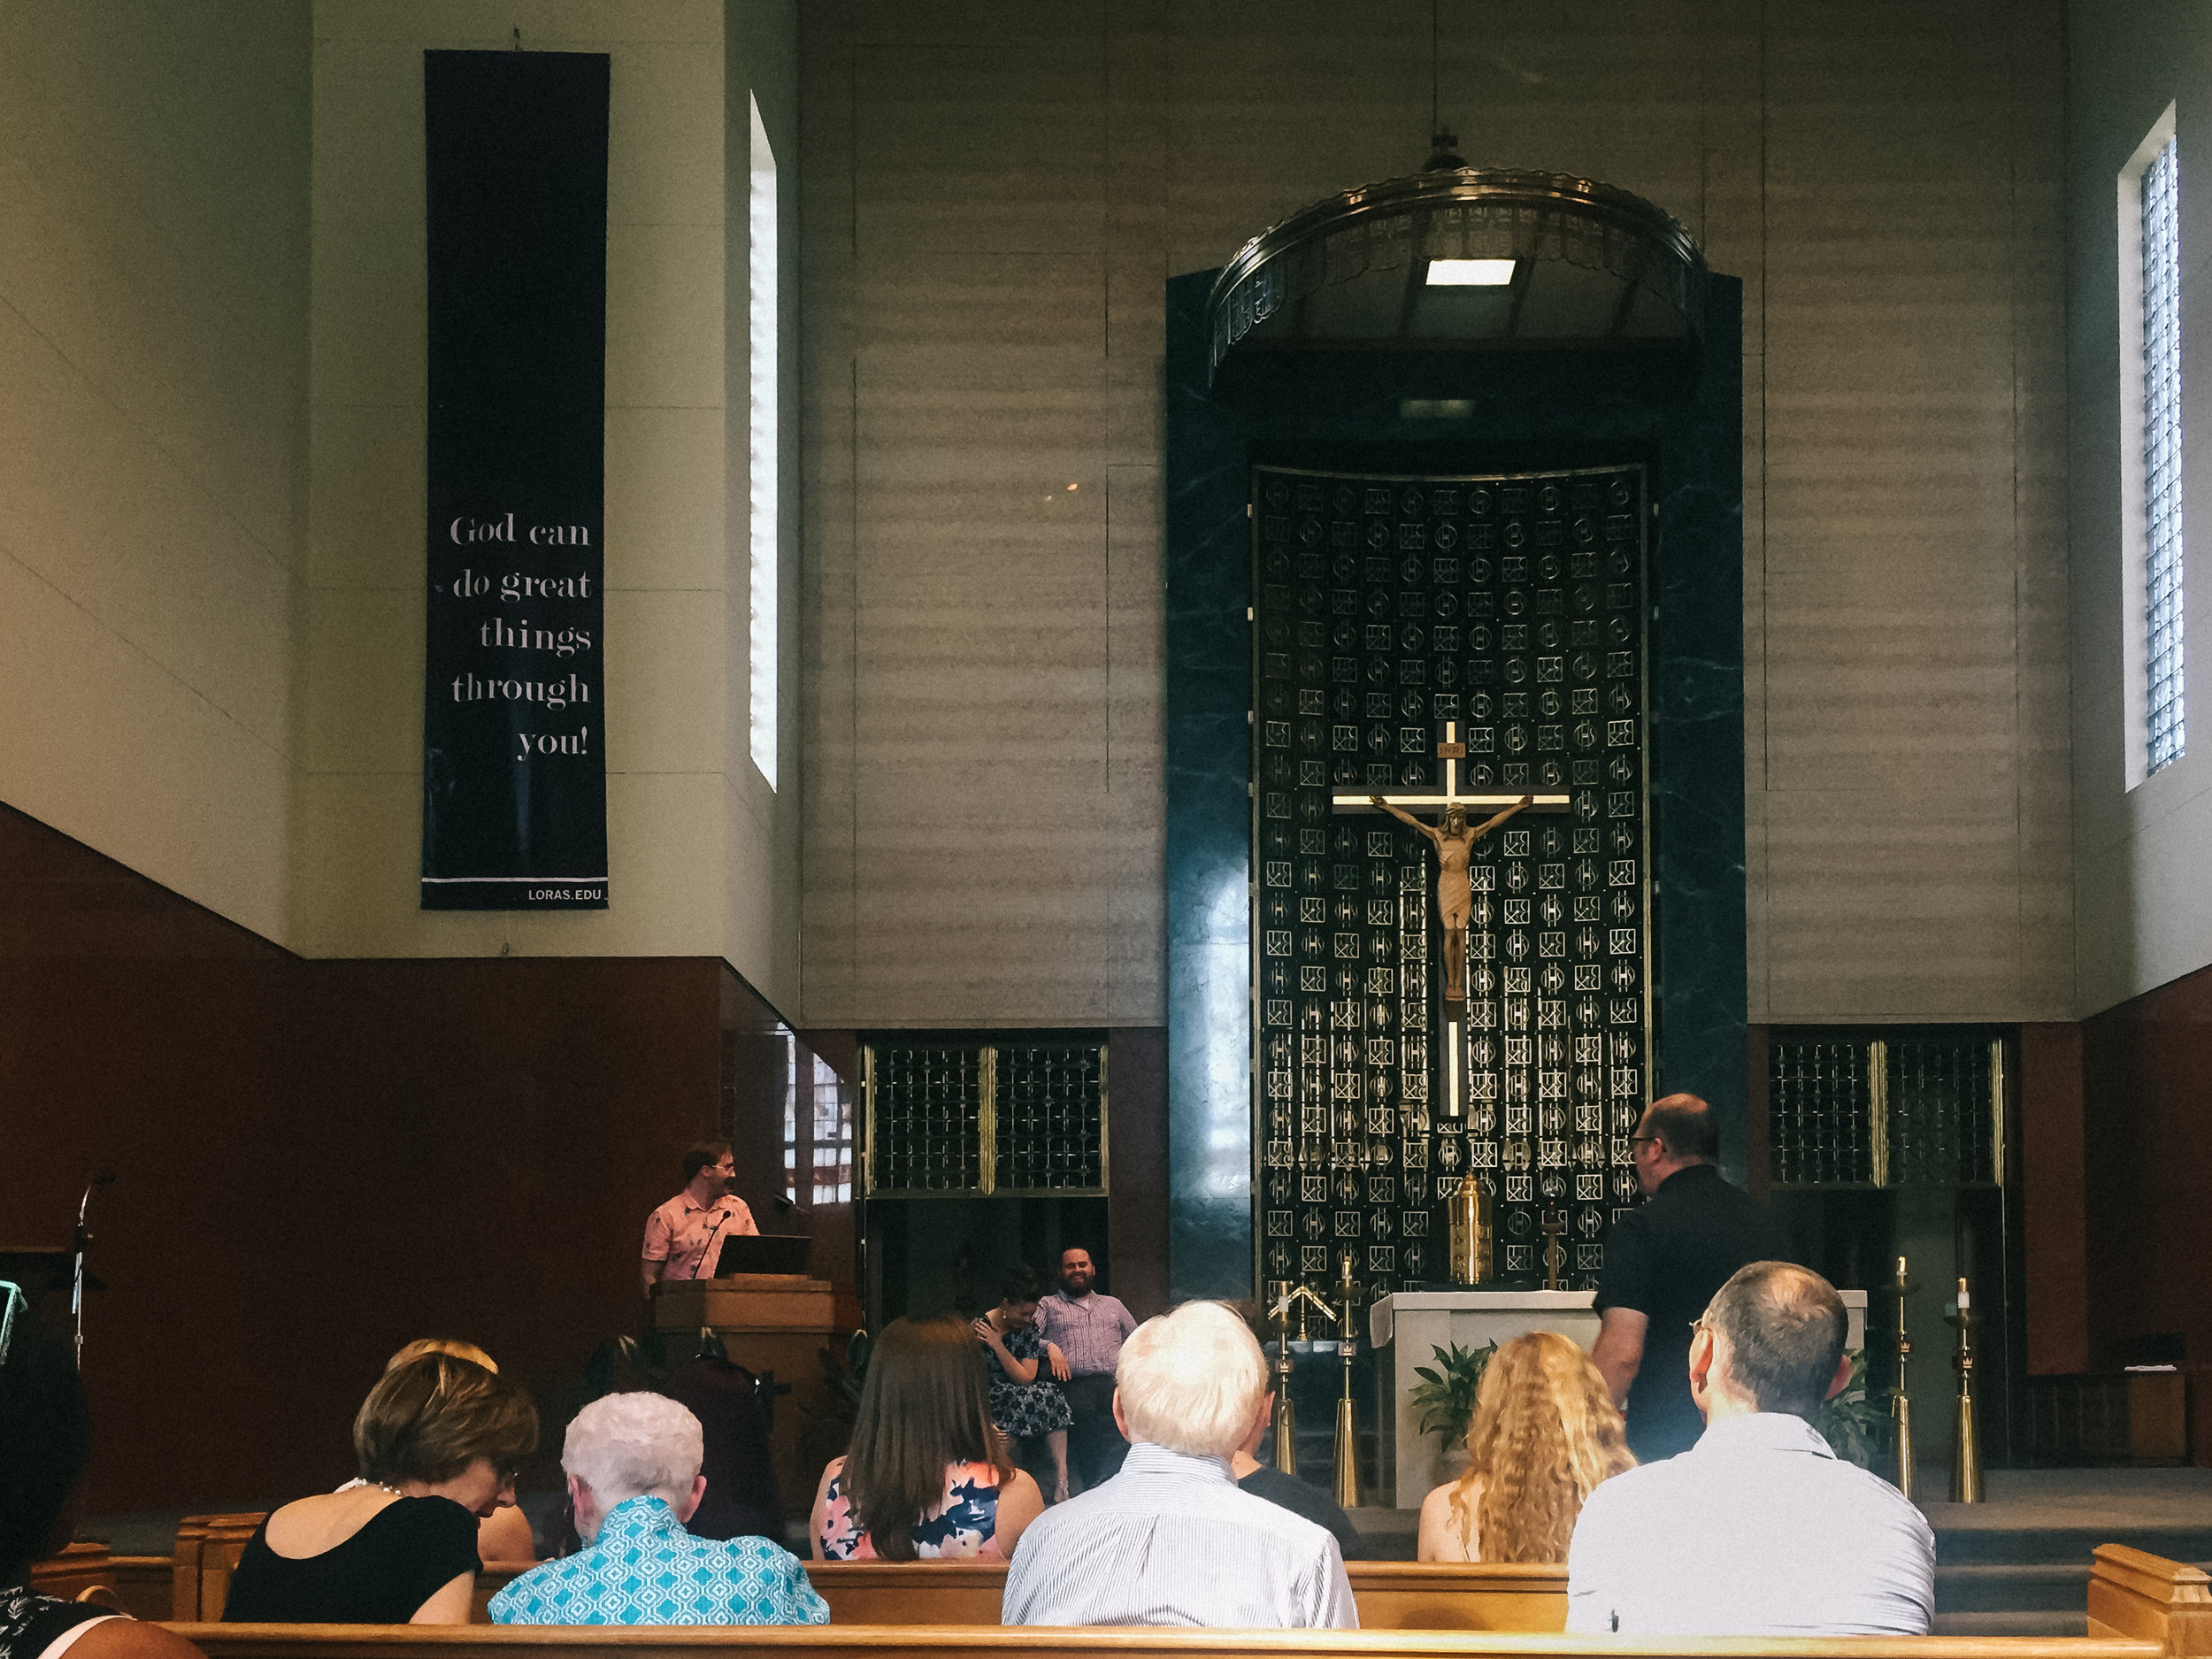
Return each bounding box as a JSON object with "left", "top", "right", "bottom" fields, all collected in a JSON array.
[{"left": 1425, "top": 258, "right": 1516, "bottom": 287}]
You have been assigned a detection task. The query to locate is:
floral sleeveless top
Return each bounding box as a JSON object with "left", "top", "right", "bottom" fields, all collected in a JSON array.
[{"left": 817, "top": 1457, "right": 1006, "bottom": 1560}]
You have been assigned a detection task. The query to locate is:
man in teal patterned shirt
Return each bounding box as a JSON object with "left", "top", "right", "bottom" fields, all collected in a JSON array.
[{"left": 490, "top": 1392, "right": 826, "bottom": 1625}]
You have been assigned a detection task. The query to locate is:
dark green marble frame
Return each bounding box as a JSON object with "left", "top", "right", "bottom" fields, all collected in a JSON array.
[{"left": 1164, "top": 272, "right": 1747, "bottom": 1302}]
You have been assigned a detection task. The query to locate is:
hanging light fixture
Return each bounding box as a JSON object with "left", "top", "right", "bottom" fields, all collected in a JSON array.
[{"left": 1203, "top": 0, "right": 1708, "bottom": 384}]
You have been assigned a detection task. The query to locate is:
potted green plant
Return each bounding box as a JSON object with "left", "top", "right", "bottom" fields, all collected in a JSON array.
[
  {"left": 1409, "top": 1339, "right": 1496, "bottom": 1452},
  {"left": 1809, "top": 1349, "right": 1893, "bottom": 1470}
]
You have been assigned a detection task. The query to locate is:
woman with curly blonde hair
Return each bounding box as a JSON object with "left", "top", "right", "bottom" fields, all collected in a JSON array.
[{"left": 1417, "top": 1330, "right": 1634, "bottom": 1562}]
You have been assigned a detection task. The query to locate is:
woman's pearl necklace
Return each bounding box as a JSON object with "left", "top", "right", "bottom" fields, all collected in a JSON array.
[{"left": 373, "top": 1482, "right": 410, "bottom": 1498}]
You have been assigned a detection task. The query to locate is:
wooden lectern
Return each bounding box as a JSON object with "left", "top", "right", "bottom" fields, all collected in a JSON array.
[{"left": 653, "top": 1274, "right": 860, "bottom": 1519}]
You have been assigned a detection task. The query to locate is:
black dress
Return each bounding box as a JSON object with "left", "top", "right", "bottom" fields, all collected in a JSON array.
[
  {"left": 0, "top": 1586, "right": 113, "bottom": 1659},
  {"left": 982, "top": 1322, "right": 1071, "bottom": 1436},
  {"left": 223, "top": 1496, "right": 480, "bottom": 1623}
]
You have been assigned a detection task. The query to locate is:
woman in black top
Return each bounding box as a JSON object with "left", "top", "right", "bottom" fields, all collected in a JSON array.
[
  {"left": 224, "top": 1350, "right": 536, "bottom": 1624},
  {"left": 0, "top": 1297, "right": 197, "bottom": 1659}
]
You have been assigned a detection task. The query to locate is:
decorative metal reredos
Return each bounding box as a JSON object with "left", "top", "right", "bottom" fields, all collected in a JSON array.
[{"left": 1206, "top": 167, "right": 1709, "bottom": 380}]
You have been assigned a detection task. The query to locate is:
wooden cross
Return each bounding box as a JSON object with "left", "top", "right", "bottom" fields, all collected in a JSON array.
[{"left": 1329, "top": 720, "right": 1570, "bottom": 818}]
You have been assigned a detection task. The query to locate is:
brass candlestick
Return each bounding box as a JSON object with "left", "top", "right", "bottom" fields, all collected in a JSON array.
[
  {"left": 1448, "top": 1175, "right": 1493, "bottom": 1284},
  {"left": 1270, "top": 1280, "right": 1334, "bottom": 1478},
  {"left": 1333, "top": 1250, "right": 1361, "bottom": 1509},
  {"left": 1540, "top": 1210, "right": 1567, "bottom": 1291},
  {"left": 1947, "top": 1274, "right": 1982, "bottom": 1504},
  {"left": 1890, "top": 1255, "right": 1918, "bottom": 1500}
]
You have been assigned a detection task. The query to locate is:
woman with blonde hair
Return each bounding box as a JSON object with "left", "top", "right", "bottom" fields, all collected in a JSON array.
[{"left": 1417, "top": 1329, "right": 1634, "bottom": 1562}]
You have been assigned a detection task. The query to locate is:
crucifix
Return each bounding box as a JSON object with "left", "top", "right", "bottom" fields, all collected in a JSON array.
[{"left": 1333, "top": 721, "right": 1563, "bottom": 1005}]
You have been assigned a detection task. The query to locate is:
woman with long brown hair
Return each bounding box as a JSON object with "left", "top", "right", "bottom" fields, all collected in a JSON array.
[
  {"left": 810, "top": 1316, "right": 1044, "bottom": 1561},
  {"left": 1417, "top": 1329, "right": 1634, "bottom": 1562}
]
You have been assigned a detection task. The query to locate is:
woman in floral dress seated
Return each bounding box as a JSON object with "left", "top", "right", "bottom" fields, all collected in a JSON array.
[
  {"left": 971, "top": 1264, "right": 1072, "bottom": 1502},
  {"left": 811, "top": 1316, "right": 1043, "bottom": 1561}
]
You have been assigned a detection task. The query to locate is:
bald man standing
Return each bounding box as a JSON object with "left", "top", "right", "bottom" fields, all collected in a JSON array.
[{"left": 1588, "top": 1094, "right": 1793, "bottom": 1463}]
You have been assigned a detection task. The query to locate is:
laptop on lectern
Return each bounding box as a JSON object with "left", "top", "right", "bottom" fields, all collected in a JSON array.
[{"left": 711, "top": 1233, "right": 812, "bottom": 1278}]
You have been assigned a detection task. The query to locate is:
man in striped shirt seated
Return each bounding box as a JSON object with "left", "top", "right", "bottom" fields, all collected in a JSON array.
[{"left": 1002, "top": 1302, "right": 1356, "bottom": 1629}]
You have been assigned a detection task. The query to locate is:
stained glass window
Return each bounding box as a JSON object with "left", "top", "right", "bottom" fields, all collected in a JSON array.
[{"left": 2144, "top": 136, "right": 2185, "bottom": 775}]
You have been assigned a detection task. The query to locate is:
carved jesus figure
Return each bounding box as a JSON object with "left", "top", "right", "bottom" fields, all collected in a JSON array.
[{"left": 1368, "top": 794, "right": 1534, "bottom": 1002}]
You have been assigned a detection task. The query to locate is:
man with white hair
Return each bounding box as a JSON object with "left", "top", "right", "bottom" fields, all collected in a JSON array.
[
  {"left": 489, "top": 1392, "right": 826, "bottom": 1625},
  {"left": 1002, "top": 1301, "right": 1356, "bottom": 1628}
]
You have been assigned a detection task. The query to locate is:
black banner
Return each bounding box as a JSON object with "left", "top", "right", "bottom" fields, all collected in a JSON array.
[{"left": 421, "top": 50, "right": 610, "bottom": 910}]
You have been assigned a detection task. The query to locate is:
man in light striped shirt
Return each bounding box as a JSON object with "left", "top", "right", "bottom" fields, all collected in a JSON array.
[{"left": 1002, "top": 1301, "right": 1357, "bottom": 1629}]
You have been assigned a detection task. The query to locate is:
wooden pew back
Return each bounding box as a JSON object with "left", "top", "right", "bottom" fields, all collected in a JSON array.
[
  {"left": 168, "top": 1624, "right": 2165, "bottom": 1659},
  {"left": 2088, "top": 1544, "right": 2212, "bottom": 1657},
  {"left": 206, "top": 1530, "right": 1567, "bottom": 1632},
  {"left": 173, "top": 1515, "right": 268, "bottom": 1621},
  {"left": 173, "top": 1511, "right": 534, "bottom": 1624},
  {"left": 32, "top": 1541, "right": 126, "bottom": 1609},
  {"left": 783, "top": 1561, "right": 1567, "bottom": 1631}
]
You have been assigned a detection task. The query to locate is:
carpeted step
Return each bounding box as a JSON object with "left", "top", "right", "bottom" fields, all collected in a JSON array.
[
  {"left": 1935, "top": 1563, "right": 2091, "bottom": 1613},
  {"left": 1933, "top": 1611, "right": 2087, "bottom": 1638},
  {"left": 1929, "top": 1523, "right": 2212, "bottom": 1565}
]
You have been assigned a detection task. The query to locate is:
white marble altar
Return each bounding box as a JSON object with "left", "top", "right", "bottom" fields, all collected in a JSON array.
[{"left": 1369, "top": 1288, "right": 1868, "bottom": 1508}]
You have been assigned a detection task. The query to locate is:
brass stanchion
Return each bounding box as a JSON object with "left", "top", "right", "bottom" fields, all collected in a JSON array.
[
  {"left": 1448, "top": 1174, "right": 1492, "bottom": 1285},
  {"left": 1947, "top": 1274, "right": 1982, "bottom": 1504},
  {"left": 1269, "top": 1279, "right": 1334, "bottom": 1479},
  {"left": 1333, "top": 1250, "right": 1361, "bottom": 1509},
  {"left": 1890, "top": 1255, "right": 1917, "bottom": 1501}
]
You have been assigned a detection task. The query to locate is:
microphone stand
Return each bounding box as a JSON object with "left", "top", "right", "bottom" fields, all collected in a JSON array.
[
  {"left": 72, "top": 1173, "right": 112, "bottom": 1372},
  {"left": 691, "top": 1209, "right": 734, "bottom": 1279}
]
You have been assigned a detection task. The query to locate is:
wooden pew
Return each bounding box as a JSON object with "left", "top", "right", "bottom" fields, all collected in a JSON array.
[
  {"left": 167, "top": 1624, "right": 2165, "bottom": 1659},
  {"left": 204, "top": 1532, "right": 1569, "bottom": 1632},
  {"left": 2088, "top": 1545, "right": 2212, "bottom": 1657},
  {"left": 29, "top": 1542, "right": 171, "bottom": 1620},
  {"left": 33, "top": 1541, "right": 126, "bottom": 1609},
  {"left": 784, "top": 1561, "right": 1568, "bottom": 1632},
  {"left": 173, "top": 1516, "right": 269, "bottom": 1621},
  {"left": 1345, "top": 1563, "right": 1566, "bottom": 1632},
  {"left": 173, "top": 1515, "right": 537, "bottom": 1624}
]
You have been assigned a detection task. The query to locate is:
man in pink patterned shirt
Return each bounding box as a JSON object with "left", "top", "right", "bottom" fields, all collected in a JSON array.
[{"left": 641, "top": 1140, "right": 757, "bottom": 1294}]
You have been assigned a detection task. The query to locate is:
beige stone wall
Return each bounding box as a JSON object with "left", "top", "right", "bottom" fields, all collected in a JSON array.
[
  {"left": 797, "top": 0, "right": 2074, "bottom": 1027},
  {"left": 0, "top": 3, "right": 311, "bottom": 942},
  {"left": 2068, "top": 0, "right": 2212, "bottom": 1015}
]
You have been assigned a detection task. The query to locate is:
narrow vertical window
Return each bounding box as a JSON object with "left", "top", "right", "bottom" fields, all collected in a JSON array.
[
  {"left": 2145, "top": 137, "right": 2185, "bottom": 773},
  {"left": 779, "top": 1031, "right": 798, "bottom": 1202},
  {"left": 748, "top": 96, "right": 779, "bottom": 788},
  {"left": 810, "top": 1054, "right": 853, "bottom": 1204}
]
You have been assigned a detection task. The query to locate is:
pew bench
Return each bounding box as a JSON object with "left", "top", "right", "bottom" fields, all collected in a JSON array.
[
  {"left": 167, "top": 1625, "right": 2169, "bottom": 1659},
  {"left": 32, "top": 1540, "right": 175, "bottom": 1621},
  {"left": 2088, "top": 1545, "right": 2212, "bottom": 1657},
  {"left": 180, "top": 1519, "right": 1570, "bottom": 1631},
  {"left": 787, "top": 1561, "right": 1569, "bottom": 1631}
]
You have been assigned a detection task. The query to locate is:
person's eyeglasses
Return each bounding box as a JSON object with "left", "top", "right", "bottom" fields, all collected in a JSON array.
[
  {"left": 1627, "top": 1134, "right": 1661, "bottom": 1152},
  {"left": 1687, "top": 1317, "right": 1709, "bottom": 1339},
  {"left": 0, "top": 1281, "right": 25, "bottom": 1365}
]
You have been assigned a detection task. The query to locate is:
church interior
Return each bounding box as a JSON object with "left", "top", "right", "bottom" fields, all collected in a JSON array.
[{"left": 7, "top": 0, "right": 2212, "bottom": 1633}]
